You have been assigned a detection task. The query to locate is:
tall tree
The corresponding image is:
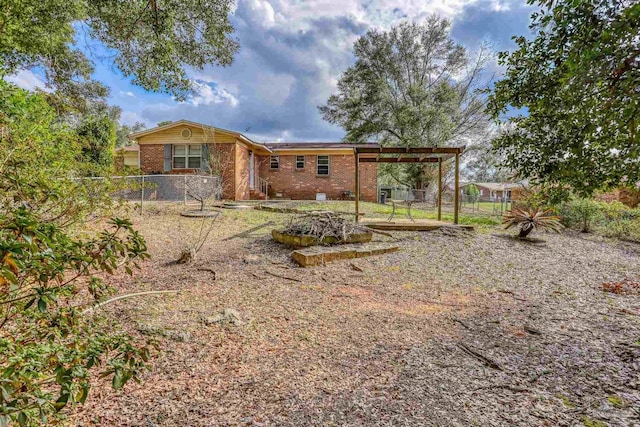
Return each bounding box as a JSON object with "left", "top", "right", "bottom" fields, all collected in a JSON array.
[
  {"left": 76, "top": 111, "right": 117, "bottom": 172},
  {"left": 320, "top": 17, "right": 492, "bottom": 188},
  {"left": 0, "top": 0, "right": 239, "bottom": 100},
  {"left": 465, "top": 127, "right": 513, "bottom": 182},
  {"left": 488, "top": 0, "right": 640, "bottom": 200},
  {"left": 116, "top": 121, "right": 146, "bottom": 147}
]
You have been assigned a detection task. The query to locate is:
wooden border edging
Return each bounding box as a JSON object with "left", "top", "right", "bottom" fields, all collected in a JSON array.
[{"left": 291, "top": 243, "right": 399, "bottom": 267}]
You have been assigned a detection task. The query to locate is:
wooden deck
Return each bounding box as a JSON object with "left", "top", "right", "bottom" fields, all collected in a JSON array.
[{"left": 361, "top": 218, "right": 474, "bottom": 231}]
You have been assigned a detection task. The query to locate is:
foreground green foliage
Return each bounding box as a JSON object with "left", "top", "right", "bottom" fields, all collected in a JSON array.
[
  {"left": 0, "top": 0, "right": 238, "bottom": 99},
  {"left": 489, "top": 0, "right": 640, "bottom": 200},
  {"left": 0, "top": 80, "right": 150, "bottom": 425},
  {"left": 0, "top": 212, "right": 150, "bottom": 425}
]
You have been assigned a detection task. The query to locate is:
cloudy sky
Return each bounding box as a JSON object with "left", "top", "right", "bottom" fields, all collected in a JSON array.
[{"left": 10, "top": 0, "right": 535, "bottom": 142}]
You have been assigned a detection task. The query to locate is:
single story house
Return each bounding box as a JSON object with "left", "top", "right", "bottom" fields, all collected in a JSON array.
[
  {"left": 124, "top": 120, "right": 378, "bottom": 202},
  {"left": 460, "top": 182, "right": 526, "bottom": 201}
]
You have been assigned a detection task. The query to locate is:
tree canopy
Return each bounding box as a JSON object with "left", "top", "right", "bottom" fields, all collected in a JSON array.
[
  {"left": 488, "top": 0, "right": 640, "bottom": 199},
  {"left": 320, "top": 17, "right": 492, "bottom": 188},
  {"left": 464, "top": 128, "right": 513, "bottom": 182},
  {"left": 0, "top": 0, "right": 239, "bottom": 99}
]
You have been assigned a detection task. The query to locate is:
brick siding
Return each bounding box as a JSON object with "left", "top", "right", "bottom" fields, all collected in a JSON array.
[
  {"left": 139, "top": 143, "right": 238, "bottom": 200},
  {"left": 139, "top": 144, "right": 165, "bottom": 174},
  {"left": 213, "top": 143, "right": 236, "bottom": 200},
  {"left": 235, "top": 143, "right": 250, "bottom": 200},
  {"left": 140, "top": 145, "right": 378, "bottom": 202},
  {"left": 262, "top": 154, "right": 377, "bottom": 202}
]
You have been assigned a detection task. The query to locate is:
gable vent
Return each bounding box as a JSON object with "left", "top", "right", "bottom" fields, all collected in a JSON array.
[{"left": 181, "top": 128, "right": 192, "bottom": 139}]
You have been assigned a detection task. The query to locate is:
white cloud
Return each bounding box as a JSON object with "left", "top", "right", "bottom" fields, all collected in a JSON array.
[
  {"left": 120, "top": 110, "right": 148, "bottom": 127},
  {"left": 246, "top": 0, "right": 277, "bottom": 27},
  {"left": 490, "top": 0, "right": 512, "bottom": 12},
  {"left": 255, "top": 0, "right": 481, "bottom": 31},
  {"left": 187, "top": 80, "right": 240, "bottom": 107},
  {"left": 134, "top": 0, "right": 527, "bottom": 141},
  {"left": 6, "top": 70, "right": 48, "bottom": 91},
  {"left": 120, "top": 91, "right": 135, "bottom": 97}
]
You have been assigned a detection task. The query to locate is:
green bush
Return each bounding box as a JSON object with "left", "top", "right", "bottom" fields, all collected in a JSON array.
[
  {"left": 557, "top": 198, "right": 603, "bottom": 232},
  {"left": 0, "top": 81, "right": 151, "bottom": 425},
  {"left": 556, "top": 198, "right": 640, "bottom": 241},
  {"left": 464, "top": 184, "right": 480, "bottom": 202},
  {"left": 600, "top": 218, "right": 640, "bottom": 241}
]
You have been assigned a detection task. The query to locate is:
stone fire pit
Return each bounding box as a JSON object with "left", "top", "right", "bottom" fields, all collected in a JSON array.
[{"left": 271, "top": 229, "right": 372, "bottom": 248}]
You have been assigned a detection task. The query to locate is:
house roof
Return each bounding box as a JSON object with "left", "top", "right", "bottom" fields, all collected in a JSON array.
[
  {"left": 463, "top": 182, "right": 525, "bottom": 191},
  {"left": 265, "top": 142, "right": 380, "bottom": 150},
  {"left": 115, "top": 145, "right": 139, "bottom": 152},
  {"left": 128, "top": 119, "right": 271, "bottom": 152}
]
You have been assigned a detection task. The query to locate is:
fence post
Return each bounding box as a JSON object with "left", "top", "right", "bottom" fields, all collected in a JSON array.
[
  {"left": 140, "top": 175, "right": 145, "bottom": 215},
  {"left": 184, "top": 175, "right": 187, "bottom": 205}
]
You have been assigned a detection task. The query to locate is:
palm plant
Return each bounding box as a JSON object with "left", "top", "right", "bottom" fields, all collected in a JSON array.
[{"left": 503, "top": 207, "right": 563, "bottom": 239}]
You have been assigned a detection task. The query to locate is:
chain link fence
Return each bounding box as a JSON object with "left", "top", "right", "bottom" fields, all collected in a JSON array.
[
  {"left": 110, "top": 174, "right": 222, "bottom": 212},
  {"left": 380, "top": 187, "right": 513, "bottom": 217}
]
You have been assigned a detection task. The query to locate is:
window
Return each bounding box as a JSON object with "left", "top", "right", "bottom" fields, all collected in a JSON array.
[
  {"left": 270, "top": 155, "right": 280, "bottom": 170},
  {"left": 173, "top": 144, "right": 201, "bottom": 169},
  {"left": 296, "top": 155, "right": 305, "bottom": 169},
  {"left": 317, "top": 155, "right": 329, "bottom": 175}
]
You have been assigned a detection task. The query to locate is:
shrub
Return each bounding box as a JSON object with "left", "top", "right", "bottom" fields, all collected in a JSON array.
[
  {"left": 557, "top": 198, "right": 603, "bottom": 232},
  {"left": 503, "top": 207, "right": 563, "bottom": 238},
  {"left": 0, "top": 81, "right": 151, "bottom": 425},
  {"left": 0, "top": 208, "right": 150, "bottom": 425},
  {"left": 463, "top": 184, "right": 480, "bottom": 202},
  {"left": 556, "top": 198, "right": 640, "bottom": 240}
]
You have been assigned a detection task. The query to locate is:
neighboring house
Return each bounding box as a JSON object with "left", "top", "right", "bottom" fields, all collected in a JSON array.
[
  {"left": 461, "top": 182, "right": 526, "bottom": 201},
  {"left": 125, "top": 120, "right": 378, "bottom": 202}
]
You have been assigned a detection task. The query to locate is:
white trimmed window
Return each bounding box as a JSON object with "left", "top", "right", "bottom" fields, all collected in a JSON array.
[
  {"left": 270, "top": 155, "right": 280, "bottom": 169},
  {"left": 317, "top": 155, "right": 329, "bottom": 176},
  {"left": 296, "top": 155, "right": 305, "bottom": 169},
  {"left": 173, "top": 144, "right": 201, "bottom": 169}
]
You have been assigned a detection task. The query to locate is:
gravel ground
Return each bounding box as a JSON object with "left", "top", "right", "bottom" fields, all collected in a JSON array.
[{"left": 70, "top": 204, "right": 640, "bottom": 427}]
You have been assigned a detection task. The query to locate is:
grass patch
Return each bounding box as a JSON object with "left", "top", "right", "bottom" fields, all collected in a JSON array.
[{"left": 284, "top": 200, "right": 501, "bottom": 229}]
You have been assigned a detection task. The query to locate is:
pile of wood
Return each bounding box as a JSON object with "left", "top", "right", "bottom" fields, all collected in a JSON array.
[{"left": 282, "top": 212, "right": 365, "bottom": 242}]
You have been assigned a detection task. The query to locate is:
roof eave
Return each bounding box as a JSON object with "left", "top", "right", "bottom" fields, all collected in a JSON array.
[{"left": 127, "top": 119, "right": 272, "bottom": 152}]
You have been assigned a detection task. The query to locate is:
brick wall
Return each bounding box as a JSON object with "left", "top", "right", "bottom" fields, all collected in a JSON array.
[
  {"left": 257, "top": 154, "right": 270, "bottom": 183},
  {"left": 475, "top": 185, "right": 525, "bottom": 201},
  {"left": 139, "top": 143, "right": 238, "bottom": 200},
  {"left": 234, "top": 143, "right": 250, "bottom": 200},
  {"left": 211, "top": 143, "right": 236, "bottom": 200},
  {"left": 264, "top": 154, "right": 377, "bottom": 202},
  {"left": 139, "top": 144, "right": 165, "bottom": 174},
  {"left": 140, "top": 145, "right": 378, "bottom": 202}
]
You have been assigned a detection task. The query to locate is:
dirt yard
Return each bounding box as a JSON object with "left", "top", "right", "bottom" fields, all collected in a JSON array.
[{"left": 71, "top": 202, "right": 640, "bottom": 427}]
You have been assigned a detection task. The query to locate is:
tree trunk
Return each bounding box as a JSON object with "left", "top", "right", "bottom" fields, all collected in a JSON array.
[{"left": 519, "top": 227, "right": 532, "bottom": 239}]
